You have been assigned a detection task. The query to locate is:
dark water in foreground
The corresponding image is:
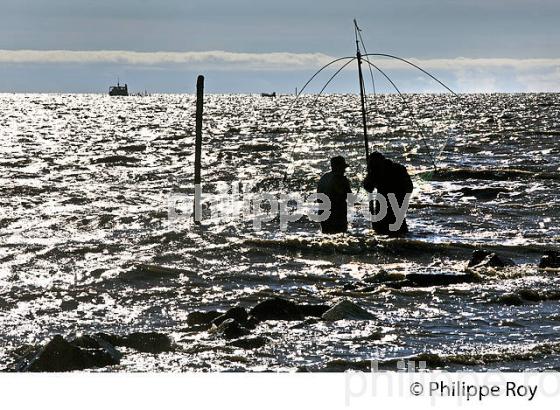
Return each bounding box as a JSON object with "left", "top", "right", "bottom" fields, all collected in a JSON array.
[{"left": 0, "top": 93, "right": 559, "bottom": 371}]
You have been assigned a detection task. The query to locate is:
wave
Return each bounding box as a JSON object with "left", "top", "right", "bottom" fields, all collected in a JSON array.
[
  {"left": 422, "top": 167, "right": 560, "bottom": 182},
  {"left": 492, "top": 289, "right": 560, "bottom": 305},
  {"left": 319, "top": 341, "right": 560, "bottom": 371},
  {"left": 246, "top": 235, "right": 558, "bottom": 258},
  {"left": 91, "top": 155, "right": 141, "bottom": 166},
  {"left": 244, "top": 236, "right": 375, "bottom": 255}
]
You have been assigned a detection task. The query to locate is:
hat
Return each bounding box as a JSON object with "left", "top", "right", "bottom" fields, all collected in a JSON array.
[
  {"left": 367, "top": 151, "right": 386, "bottom": 169},
  {"left": 368, "top": 151, "right": 385, "bottom": 163},
  {"left": 330, "top": 156, "right": 348, "bottom": 170}
]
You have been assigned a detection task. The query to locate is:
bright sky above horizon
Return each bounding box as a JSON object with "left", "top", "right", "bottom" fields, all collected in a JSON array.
[{"left": 1, "top": 0, "right": 559, "bottom": 93}]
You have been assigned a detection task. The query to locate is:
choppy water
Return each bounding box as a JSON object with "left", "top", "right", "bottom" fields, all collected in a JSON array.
[{"left": 0, "top": 92, "right": 559, "bottom": 371}]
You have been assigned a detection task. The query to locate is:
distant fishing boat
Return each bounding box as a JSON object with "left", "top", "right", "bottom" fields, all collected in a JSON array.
[
  {"left": 261, "top": 92, "right": 276, "bottom": 98},
  {"left": 132, "top": 89, "right": 150, "bottom": 97},
  {"left": 109, "top": 81, "right": 128, "bottom": 96}
]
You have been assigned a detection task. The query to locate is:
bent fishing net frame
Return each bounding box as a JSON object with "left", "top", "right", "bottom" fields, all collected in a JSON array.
[{"left": 279, "top": 20, "right": 468, "bottom": 186}]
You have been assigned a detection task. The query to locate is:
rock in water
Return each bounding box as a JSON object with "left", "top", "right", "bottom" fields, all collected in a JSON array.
[
  {"left": 321, "top": 300, "right": 375, "bottom": 321},
  {"left": 73, "top": 332, "right": 174, "bottom": 354},
  {"left": 249, "top": 297, "right": 303, "bottom": 321},
  {"left": 215, "top": 319, "right": 250, "bottom": 339},
  {"left": 297, "top": 304, "right": 330, "bottom": 317},
  {"left": 248, "top": 297, "right": 329, "bottom": 322},
  {"left": 361, "top": 270, "right": 405, "bottom": 285},
  {"left": 212, "top": 306, "right": 249, "bottom": 326},
  {"left": 228, "top": 336, "right": 268, "bottom": 349},
  {"left": 468, "top": 250, "right": 514, "bottom": 269},
  {"left": 119, "top": 332, "right": 175, "bottom": 353},
  {"left": 119, "top": 264, "right": 186, "bottom": 280},
  {"left": 19, "top": 335, "right": 120, "bottom": 372},
  {"left": 458, "top": 187, "right": 509, "bottom": 201},
  {"left": 91, "top": 155, "right": 141, "bottom": 165},
  {"left": 187, "top": 310, "right": 223, "bottom": 326},
  {"left": 539, "top": 251, "right": 560, "bottom": 269},
  {"left": 70, "top": 334, "right": 123, "bottom": 362},
  {"left": 405, "top": 273, "right": 478, "bottom": 287}
]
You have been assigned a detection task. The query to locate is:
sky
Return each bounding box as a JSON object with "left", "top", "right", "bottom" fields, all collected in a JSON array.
[{"left": 0, "top": 0, "right": 559, "bottom": 93}]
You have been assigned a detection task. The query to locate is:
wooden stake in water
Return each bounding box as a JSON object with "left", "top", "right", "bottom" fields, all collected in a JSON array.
[{"left": 193, "top": 75, "right": 204, "bottom": 224}]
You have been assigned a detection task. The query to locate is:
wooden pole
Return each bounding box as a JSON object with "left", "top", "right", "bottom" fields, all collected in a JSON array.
[
  {"left": 354, "top": 20, "right": 370, "bottom": 164},
  {"left": 193, "top": 75, "right": 204, "bottom": 223},
  {"left": 357, "top": 51, "right": 369, "bottom": 163}
]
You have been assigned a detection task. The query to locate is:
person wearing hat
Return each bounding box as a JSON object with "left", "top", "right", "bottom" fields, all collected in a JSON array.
[
  {"left": 317, "top": 156, "right": 352, "bottom": 234},
  {"left": 363, "top": 151, "right": 413, "bottom": 235}
]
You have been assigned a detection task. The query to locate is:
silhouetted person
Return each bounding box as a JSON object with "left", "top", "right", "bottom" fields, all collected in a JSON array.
[
  {"left": 363, "top": 152, "right": 413, "bottom": 236},
  {"left": 317, "top": 156, "right": 352, "bottom": 234}
]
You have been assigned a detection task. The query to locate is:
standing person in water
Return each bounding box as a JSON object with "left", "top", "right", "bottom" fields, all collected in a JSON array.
[
  {"left": 363, "top": 152, "right": 413, "bottom": 236},
  {"left": 317, "top": 156, "right": 352, "bottom": 234}
]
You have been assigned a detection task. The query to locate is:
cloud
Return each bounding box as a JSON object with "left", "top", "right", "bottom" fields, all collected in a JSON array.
[
  {"left": 1, "top": 49, "right": 559, "bottom": 92},
  {"left": 515, "top": 67, "right": 560, "bottom": 92},
  {"left": 1, "top": 49, "right": 559, "bottom": 72},
  {"left": 0, "top": 49, "right": 337, "bottom": 71},
  {"left": 392, "top": 57, "right": 560, "bottom": 71}
]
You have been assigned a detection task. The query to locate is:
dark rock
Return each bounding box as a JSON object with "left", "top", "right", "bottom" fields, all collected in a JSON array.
[
  {"left": 119, "top": 264, "right": 186, "bottom": 280},
  {"left": 383, "top": 272, "right": 478, "bottom": 289},
  {"left": 228, "top": 336, "right": 267, "bottom": 349},
  {"left": 215, "top": 319, "right": 250, "bottom": 339},
  {"left": 70, "top": 334, "right": 123, "bottom": 361},
  {"left": 406, "top": 273, "right": 478, "bottom": 287},
  {"left": 468, "top": 250, "right": 515, "bottom": 268},
  {"left": 245, "top": 316, "right": 260, "bottom": 329},
  {"left": 120, "top": 144, "right": 147, "bottom": 152},
  {"left": 249, "top": 297, "right": 303, "bottom": 321},
  {"left": 362, "top": 270, "right": 405, "bottom": 284},
  {"left": 382, "top": 280, "right": 410, "bottom": 289},
  {"left": 91, "top": 155, "right": 141, "bottom": 165},
  {"left": 117, "top": 332, "right": 175, "bottom": 353},
  {"left": 93, "top": 332, "right": 123, "bottom": 347},
  {"left": 320, "top": 359, "right": 372, "bottom": 372},
  {"left": 321, "top": 300, "right": 375, "bottom": 321},
  {"left": 494, "top": 293, "right": 524, "bottom": 306},
  {"left": 60, "top": 299, "right": 79, "bottom": 311},
  {"left": 494, "top": 289, "right": 560, "bottom": 305},
  {"left": 468, "top": 250, "right": 491, "bottom": 267},
  {"left": 494, "top": 289, "right": 555, "bottom": 305},
  {"left": 458, "top": 187, "right": 509, "bottom": 201},
  {"left": 212, "top": 306, "right": 248, "bottom": 326},
  {"left": 297, "top": 304, "right": 330, "bottom": 317},
  {"left": 187, "top": 310, "right": 223, "bottom": 326},
  {"left": 70, "top": 334, "right": 106, "bottom": 349},
  {"left": 72, "top": 332, "right": 174, "bottom": 354},
  {"left": 517, "top": 289, "right": 542, "bottom": 302},
  {"left": 19, "top": 335, "right": 120, "bottom": 372},
  {"left": 539, "top": 251, "right": 560, "bottom": 269},
  {"left": 249, "top": 297, "right": 329, "bottom": 322}
]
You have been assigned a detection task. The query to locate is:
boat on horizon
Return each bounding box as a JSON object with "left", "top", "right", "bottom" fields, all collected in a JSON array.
[{"left": 109, "top": 81, "right": 128, "bottom": 96}]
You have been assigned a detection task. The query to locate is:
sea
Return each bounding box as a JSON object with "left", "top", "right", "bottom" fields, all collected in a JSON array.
[{"left": 0, "top": 92, "right": 559, "bottom": 371}]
